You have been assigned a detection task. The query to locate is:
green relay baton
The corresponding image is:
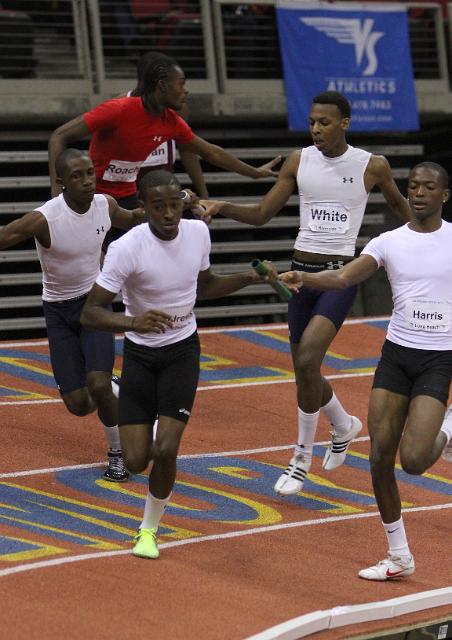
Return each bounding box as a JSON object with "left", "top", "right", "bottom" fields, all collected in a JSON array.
[{"left": 251, "top": 259, "right": 293, "bottom": 302}]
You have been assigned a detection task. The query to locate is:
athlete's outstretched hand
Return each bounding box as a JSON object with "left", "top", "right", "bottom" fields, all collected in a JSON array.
[
  {"left": 254, "top": 155, "right": 283, "bottom": 178},
  {"left": 198, "top": 199, "right": 225, "bottom": 222},
  {"left": 278, "top": 271, "right": 304, "bottom": 293}
]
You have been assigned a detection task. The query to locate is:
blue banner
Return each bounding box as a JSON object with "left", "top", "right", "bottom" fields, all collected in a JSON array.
[{"left": 276, "top": 1, "right": 419, "bottom": 131}]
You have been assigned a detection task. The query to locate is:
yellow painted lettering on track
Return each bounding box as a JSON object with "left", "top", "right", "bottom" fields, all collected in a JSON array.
[
  {"left": 177, "top": 480, "right": 282, "bottom": 526},
  {"left": 96, "top": 480, "right": 203, "bottom": 539},
  {"left": 211, "top": 466, "right": 260, "bottom": 480},
  {"left": 0, "top": 357, "right": 54, "bottom": 378},
  {"left": 0, "top": 535, "right": 66, "bottom": 562}
]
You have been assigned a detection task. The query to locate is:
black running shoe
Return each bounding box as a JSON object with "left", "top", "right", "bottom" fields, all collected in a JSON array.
[{"left": 104, "top": 451, "right": 129, "bottom": 482}]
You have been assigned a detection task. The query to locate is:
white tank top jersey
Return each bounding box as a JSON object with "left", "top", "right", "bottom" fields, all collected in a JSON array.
[
  {"left": 96, "top": 219, "right": 211, "bottom": 348},
  {"left": 362, "top": 221, "right": 452, "bottom": 350},
  {"left": 295, "top": 145, "right": 372, "bottom": 256},
  {"left": 35, "top": 193, "right": 111, "bottom": 302}
]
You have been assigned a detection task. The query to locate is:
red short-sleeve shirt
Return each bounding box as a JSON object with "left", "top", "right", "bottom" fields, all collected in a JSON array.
[{"left": 84, "top": 96, "right": 195, "bottom": 199}]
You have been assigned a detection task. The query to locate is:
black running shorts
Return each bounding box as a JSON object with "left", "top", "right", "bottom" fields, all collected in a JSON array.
[
  {"left": 43, "top": 294, "right": 115, "bottom": 394},
  {"left": 119, "top": 332, "right": 201, "bottom": 426},
  {"left": 372, "top": 339, "right": 452, "bottom": 404}
]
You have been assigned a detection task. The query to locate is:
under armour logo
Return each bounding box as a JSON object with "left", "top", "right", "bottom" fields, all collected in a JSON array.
[
  {"left": 343, "top": 177, "right": 354, "bottom": 183},
  {"left": 96, "top": 226, "right": 105, "bottom": 234},
  {"left": 152, "top": 135, "right": 163, "bottom": 142},
  {"left": 326, "top": 260, "right": 345, "bottom": 270},
  {"left": 300, "top": 17, "right": 384, "bottom": 75}
]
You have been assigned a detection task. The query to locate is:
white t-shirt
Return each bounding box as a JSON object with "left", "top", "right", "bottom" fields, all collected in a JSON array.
[
  {"left": 97, "top": 219, "right": 211, "bottom": 347},
  {"left": 295, "top": 145, "right": 371, "bottom": 256},
  {"left": 362, "top": 221, "right": 452, "bottom": 350},
  {"left": 35, "top": 193, "right": 111, "bottom": 302}
]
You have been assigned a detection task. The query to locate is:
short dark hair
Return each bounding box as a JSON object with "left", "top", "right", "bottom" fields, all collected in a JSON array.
[
  {"left": 138, "top": 169, "right": 180, "bottom": 199},
  {"left": 137, "top": 52, "right": 179, "bottom": 94},
  {"left": 410, "top": 161, "right": 449, "bottom": 189},
  {"left": 55, "top": 148, "right": 87, "bottom": 178},
  {"left": 312, "top": 91, "right": 351, "bottom": 119}
]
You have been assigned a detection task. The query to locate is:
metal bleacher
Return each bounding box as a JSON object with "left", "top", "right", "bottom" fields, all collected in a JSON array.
[
  {"left": 0, "top": 140, "right": 424, "bottom": 334},
  {"left": 0, "top": 0, "right": 441, "bottom": 334}
]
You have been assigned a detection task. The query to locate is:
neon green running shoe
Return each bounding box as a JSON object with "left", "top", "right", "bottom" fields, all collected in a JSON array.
[{"left": 132, "top": 527, "right": 159, "bottom": 559}]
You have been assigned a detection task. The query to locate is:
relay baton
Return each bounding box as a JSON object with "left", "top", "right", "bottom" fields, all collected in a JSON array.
[{"left": 251, "top": 259, "right": 293, "bottom": 302}]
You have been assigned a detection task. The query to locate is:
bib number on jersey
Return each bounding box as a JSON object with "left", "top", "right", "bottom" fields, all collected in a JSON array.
[
  {"left": 103, "top": 160, "right": 141, "bottom": 182},
  {"left": 307, "top": 202, "right": 350, "bottom": 234},
  {"left": 404, "top": 298, "right": 451, "bottom": 332}
]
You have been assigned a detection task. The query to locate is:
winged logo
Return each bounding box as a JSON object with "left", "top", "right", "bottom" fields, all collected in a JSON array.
[{"left": 300, "top": 17, "right": 384, "bottom": 76}]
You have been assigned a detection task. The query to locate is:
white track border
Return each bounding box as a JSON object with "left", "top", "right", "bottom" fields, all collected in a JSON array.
[{"left": 244, "top": 588, "right": 452, "bottom": 639}]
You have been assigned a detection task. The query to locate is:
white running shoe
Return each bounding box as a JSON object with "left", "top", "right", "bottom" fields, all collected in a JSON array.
[
  {"left": 441, "top": 438, "right": 452, "bottom": 462},
  {"left": 322, "top": 416, "right": 362, "bottom": 471},
  {"left": 359, "top": 554, "right": 415, "bottom": 581},
  {"left": 111, "top": 374, "right": 120, "bottom": 399},
  {"left": 274, "top": 453, "right": 311, "bottom": 495},
  {"left": 441, "top": 405, "right": 452, "bottom": 462}
]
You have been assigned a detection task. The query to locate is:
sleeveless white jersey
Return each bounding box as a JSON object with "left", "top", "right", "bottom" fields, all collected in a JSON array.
[
  {"left": 362, "top": 221, "right": 452, "bottom": 350},
  {"left": 35, "top": 193, "right": 111, "bottom": 302},
  {"left": 294, "top": 145, "right": 371, "bottom": 256}
]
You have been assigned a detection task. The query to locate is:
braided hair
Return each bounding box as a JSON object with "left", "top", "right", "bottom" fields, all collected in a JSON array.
[{"left": 137, "top": 52, "right": 179, "bottom": 96}]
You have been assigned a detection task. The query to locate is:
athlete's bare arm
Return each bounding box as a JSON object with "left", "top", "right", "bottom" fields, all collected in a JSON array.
[
  {"left": 196, "top": 267, "right": 263, "bottom": 300},
  {"left": 106, "top": 196, "right": 147, "bottom": 231},
  {"left": 178, "top": 148, "right": 209, "bottom": 198},
  {"left": 365, "top": 155, "right": 411, "bottom": 222},
  {"left": 48, "top": 115, "right": 91, "bottom": 197},
  {"left": 180, "top": 135, "right": 282, "bottom": 180},
  {"left": 279, "top": 254, "right": 379, "bottom": 292},
  {"left": 0, "top": 210, "right": 50, "bottom": 249},
  {"left": 199, "top": 150, "right": 299, "bottom": 225},
  {"left": 81, "top": 283, "right": 173, "bottom": 334}
]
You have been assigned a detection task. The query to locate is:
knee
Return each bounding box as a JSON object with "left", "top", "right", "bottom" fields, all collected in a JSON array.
[
  {"left": 122, "top": 451, "right": 148, "bottom": 475},
  {"left": 63, "top": 394, "right": 93, "bottom": 417},
  {"left": 368, "top": 441, "right": 394, "bottom": 477},
  {"left": 400, "top": 449, "right": 426, "bottom": 475},
  {"left": 294, "top": 349, "right": 322, "bottom": 377},
  {"left": 87, "top": 377, "right": 112, "bottom": 404},
  {"left": 153, "top": 441, "right": 178, "bottom": 464}
]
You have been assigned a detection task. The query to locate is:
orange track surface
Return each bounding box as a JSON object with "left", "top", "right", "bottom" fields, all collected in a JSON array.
[{"left": 0, "top": 321, "right": 451, "bottom": 640}]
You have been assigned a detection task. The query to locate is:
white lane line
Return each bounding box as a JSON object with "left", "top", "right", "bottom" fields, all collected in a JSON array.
[
  {"left": 0, "top": 502, "right": 450, "bottom": 578},
  {"left": 0, "top": 437, "right": 371, "bottom": 479},
  {"left": 0, "top": 370, "right": 375, "bottom": 407},
  {"left": 1, "top": 317, "right": 383, "bottom": 405}
]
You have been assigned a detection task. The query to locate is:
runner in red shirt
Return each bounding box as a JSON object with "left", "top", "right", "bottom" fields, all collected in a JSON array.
[{"left": 48, "top": 51, "right": 281, "bottom": 206}]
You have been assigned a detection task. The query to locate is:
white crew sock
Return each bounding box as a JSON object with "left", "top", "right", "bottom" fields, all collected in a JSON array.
[
  {"left": 103, "top": 424, "right": 121, "bottom": 452},
  {"left": 111, "top": 378, "right": 120, "bottom": 398},
  {"left": 321, "top": 392, "right": 352, "bottom": 437},
  {"left": 140, "top": 491, "right": 171, "bottom": 530},
  {"left": 383, "top": 517, "right": 411, "bottom": 559},
  {"left": 440, "top": 405, "right": 452, "bottom": 443},
  {"left": 294, "top": 408, "right": 320, "bottom": 463}
]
